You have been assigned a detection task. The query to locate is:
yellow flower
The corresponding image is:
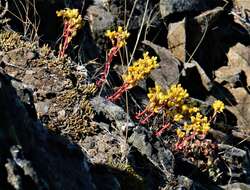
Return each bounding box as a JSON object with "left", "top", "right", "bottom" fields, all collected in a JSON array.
[
  {"left": 183, "top": 123, "right": 192, "bottom": 133},
  {"left": 188, "top": 112, "right": 210, "bottom": 134},
  {"left": 212, "top": 100, "right": 224, "bottom": 113},
  {"left": 201, "top": 122, "right": 210, "bottom": 134},
  {"left": 57, "top": 9, "right": 83, "bottom": 28},
  {"left": 123, "top": 52, "right": 158, "bottom": 87},
  {"left": 181, "top": 104, "right": 188, "bottom": 112},
  {"left": 188, "top": 107, "right": 199, "bottom": 113},
  {"left": 56, "top": 8, "right": 83, "bottom": 44},
  {"left": 105, "top": 26, "right": 130, "bottom": 48},
  {"left": 176, "top": 128, "right": 185, "bottom": 138},
  {"left": 174, "top": 114, "right": 184, "bottom": 122}
]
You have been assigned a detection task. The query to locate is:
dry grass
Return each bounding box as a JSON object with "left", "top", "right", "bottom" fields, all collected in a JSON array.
[{"left": 8, "top": 0, "right": 40, "bottom": 42}]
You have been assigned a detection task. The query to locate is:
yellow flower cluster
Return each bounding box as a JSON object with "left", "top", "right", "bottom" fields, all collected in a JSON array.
[
  {"left": 146, "top": 84, "right": 189, "bottom": 116},
  {"left": 177, "top": 113, "right": 210, "bottom": 138},
  {"left": 56, "top": 8, "right": 83, "bottom": 42},
  {"left": 105, "top": 26, "right": 130, "bottom": 48},
  {"left": 147, "top": 84, "right": 167, "bottom": 113},
  {"left": 212, "top": 100, "right": 224, "bottom": 114},
  {"left": 165, "top": 84, "right": 189, "bottom": 108},
  {"left": 123, "top": 52, "right": 159, "bottom": 87},
  {"left": 142, "top": 83, "right": 211, "bottom": 139}
]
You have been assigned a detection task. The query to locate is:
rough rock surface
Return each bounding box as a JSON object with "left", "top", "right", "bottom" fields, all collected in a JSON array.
[
  {"left": 0, "top": 69, "right": 95, "bottom": 190},
  {"left": 2, "top": 0, "right": 250, "bottom": 189},
  {"left": 160, "top": 0, "right": 225, "bottom": 18}
]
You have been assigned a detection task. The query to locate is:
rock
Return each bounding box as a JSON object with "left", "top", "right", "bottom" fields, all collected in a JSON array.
[
  {"left": 221, "top": 183, "right": 250, "bottom": 190},
  {"left": 87, "top": 5, "right": 114, "bottom": 34},
  {"left": 235, "top": 0, "right": 250, "bottom": 9},
  {"left": 228, "top": 87, "right": 250, "bottom": 129},
  {"left": 142, "top": 40, "right": 181, "bottom": 88},
  {"left": 5, "top": 145, "right": 40, "bottom": 189},
  {"left": 215, "top": 67, "right": 245, "bottom": 87},
  {"left": 218, "top": 144, "right": 250, "bottom": 181},
  {"left": 168, "top": 19, "right": 186, "bottom": 62},
  {"left": 167, "top": 7, "right": 224, "bottom": 64},
  {"left": 0, "top": 70, "right": 95, "bottom": 189},
  {"left": 227, "top": 43, "right": 250, "bottom": 86},
  {"left": 128, "top": 126, "right": 175, "bottom": 180},
  {"left": 108, "top": 0, "right": 161, "bottom": 30},
  {"left": 80, "top": 132, "right": 122, "bottom": 164},
  {"left": 185, "top": 7, "right": 224, "bottom": 74},
  {"left": 90, "top": 96, "right": 135, "bottom": 132},
  {"left": 177, "top": 176, "right": 193, "bottom": 189},
  {"left": 183, "top": 60, "right": 213, "bottom": 91},
  {"left": 160, "top": 0, "right": 224, "bottom": 18},
  {"left": 228, "top": 43, "right": 250, "bottom": 67}
]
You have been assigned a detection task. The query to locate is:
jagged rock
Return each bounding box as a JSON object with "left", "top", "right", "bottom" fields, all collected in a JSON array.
[
  {"left": 235, "top": 0, "right": 250, "bottom": 9},
  {"left": 167, "top": 7, "right": 224, "bottom": 63},
  {"left": 167, "top": 18, "right": 186, "bottom": 62},
  {"left": 176, "top": 176, "right": 193, "bottom": 189},
  {"left": 90, "top": 96, "right": 135, "bottom": 132},
  {"left": 183, "top": 61, "right": 213, "bottom": 91},
  {"left": 80, "top": 132, "right": 122, "bottom": 164},
  {"left": 0, "top": 69, "right": 95, "bottom": 190},
  {"left": 227, "top": 43, "right": 250, "bottom": 86},
  {"left": 221, "top": 183, "right": 250, "bottom": 190},
  {"left": 218, "top": 144, "right": 250, "bottom": 182},
  {"left": 160, "top": 0, "right": 224, "bottom": 18},
  {"left": 142, "top": 40, "right": 181, "bottom": 87},
  {"left": 128, "top": 126, "right": 174, "bottom": 181},
  {"left": 228, "top": 87, "right": 250, "bottom": 129},
  {"left": 215, "top": 67, "right": 246, "bottom": 87},
  {"left": 108, "top": 0, "right": 161, "bottom": 30},
  {"left": 87, "top": 5, "right": 114, "bottom": 35}
]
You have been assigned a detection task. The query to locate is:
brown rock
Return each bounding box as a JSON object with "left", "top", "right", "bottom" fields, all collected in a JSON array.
[
  {"left": 167, "top": 7, "right": 224, "bottom": 63},
  {"left": 142, "top": 40, "right": 180, "bottom": 88},
  {"left": 227, "top": 43, "right": 250, "bottom": 86},
  {"left": 235, "top": 0, "right": 250, "bottom": 9},
  {"left": 168, "top": 19, "right": 186, "bottom": 62},
  {"left": 227, "top": 87, "right": 250, "bottom": 130},
  {"left": 215, "top": 66, "right": 244, "bottom": 87}
]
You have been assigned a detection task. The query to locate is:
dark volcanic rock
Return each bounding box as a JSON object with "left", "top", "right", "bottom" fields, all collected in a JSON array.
[
  {"left": 128, "top": 126, "right": 175, "bottom": 180},
  {"left": 160, "top": 0, "right": 225, "bottom": 18},
  {"left": 0, "top": 69, "right": 95, "bottom": 190}
]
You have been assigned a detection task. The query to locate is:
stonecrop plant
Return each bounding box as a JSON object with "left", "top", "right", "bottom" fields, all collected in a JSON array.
[
  {"left": 56, "top": 8, "right": 83, "bottom": 58},
  {"left": 135, "top": 84, "right": 190, "bottom": 125},
  {"left": 96, "top": 26, "right": 130, "bottom": 87},
  {"left": 175, "top": 99, "right": 224, "bottom": 151},
  {"left": 107, "top": 52, "right": 159, "bottom": 101},
  {"left": 135, "top": 83, "right": 225, "bottom": 151}
]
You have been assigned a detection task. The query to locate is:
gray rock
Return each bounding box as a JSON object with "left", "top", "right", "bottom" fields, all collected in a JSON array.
[
  {"left": 0, "top": 70, "right": 95, "bottom": 190},
  {"left": 160, "top": 0, "right": 223, "bottom": 18},
  {"left": 221, "top": 183, "right": 250, "bottom": 190},
  {"left": 218, "top": 144, "right": 250, "bottom": 181},
  {"left": 128, "top": 126, "right": 174, "bottom": 180},
  {"left": 90, "top": 96, "right": 135, "bottom": 132},
  {"left": 87, "top": 5, "right": 114, "bottom": 33},
  {"left": 142, "top": 40, "right": 181, "bottom": 88}
]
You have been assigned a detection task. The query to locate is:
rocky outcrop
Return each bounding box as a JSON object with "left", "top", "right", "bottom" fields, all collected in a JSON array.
[{"left": 0, "top": 68, "right": 95, "bottom": 189}]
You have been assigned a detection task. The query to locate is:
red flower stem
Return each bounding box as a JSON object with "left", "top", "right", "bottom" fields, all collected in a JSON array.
[
  {"left": 140, "top": 111, "right": 155, "bottom": 124},
  {"left": 107, "top": 83, "right": 130, "bottom": 101},
  {"left": 59, "top": 21, "right": 72, "bottom": 58},
  {"left": 135, "top": 108, "right": 149, "bottom": 119},
  {"left": 96, "top": 46, "right": 120, "bottom": 87},
  {"left": 155, "top": 123, "right": 171, "bottom": 137},
  {"left": 175, "top": 133, "right": 196, "bottom": 150}
]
